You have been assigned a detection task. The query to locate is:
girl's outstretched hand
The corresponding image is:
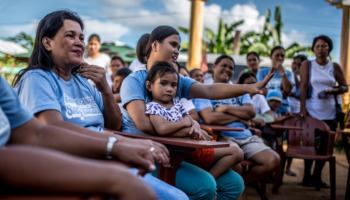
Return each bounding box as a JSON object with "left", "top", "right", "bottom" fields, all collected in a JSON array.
[{"left": 249, "top": 67, "right": 274, "bottom": 95}]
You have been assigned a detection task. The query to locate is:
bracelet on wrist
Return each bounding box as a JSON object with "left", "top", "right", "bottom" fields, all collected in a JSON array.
[{"left": 106, "top": 137, "right": 118, "bottom": 159}]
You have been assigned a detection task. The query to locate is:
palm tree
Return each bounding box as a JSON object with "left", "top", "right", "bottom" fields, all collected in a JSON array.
[
  {"left": 178, "top": 18, "right": 244, "bottom": 54},
  {"left": 6, "top": 32, "right": 34, "bottom": 50},
  {"left": 240, "top": 5, "right": 311, "bottom": 58}
]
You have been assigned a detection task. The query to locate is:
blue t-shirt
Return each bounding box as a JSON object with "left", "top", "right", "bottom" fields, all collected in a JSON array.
[
  {"left": 257, "top": 67, "right": 295, "bottom": 113},
  {"left": 192, "top": 93, "right": 253, "bottom": 139},
  {"left": 14, "top": 70, "right": 105, "bottom": 132},
  {"left": 0, "top": 75, "right": 33, "bottom": 146},
  {"left": 120, "top": 68, "right": 196, "bottom": 135}
]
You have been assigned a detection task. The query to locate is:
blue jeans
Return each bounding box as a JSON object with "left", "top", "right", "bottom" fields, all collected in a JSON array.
[
  {"left": 153, "top": 161, "right": 244, "bottom": 200},
  {"left": 129, "top": 168, "right": 189, "bottom": 200}
]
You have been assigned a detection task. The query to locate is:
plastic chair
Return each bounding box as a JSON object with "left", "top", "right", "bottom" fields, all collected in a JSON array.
[
  {"left": 279, "top": 116, "right": 336, "bottom": 200},
  {"left": 200, "top": 124, "right": 268, "bottom": 200}
]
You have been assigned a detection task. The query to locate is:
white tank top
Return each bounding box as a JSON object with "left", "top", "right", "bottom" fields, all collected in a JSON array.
[{"left": 306, "top": 59, "right": 340, "bottom": 120}]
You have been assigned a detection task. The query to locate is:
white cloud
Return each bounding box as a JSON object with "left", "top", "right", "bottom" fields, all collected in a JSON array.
[
  {"left": 203, "top": 4, "right": 222, "bottom": 31},
  {"left": 83, "top": 17, "right": 129, "bottom": 42},
  {"left": 0, "top": 20, "right": 38, "bottom": 39},
  {"left": 281, "top": 29, "right": 309, "bottom": 47},
  {"left": 100, "top": 0, "right": 191, "bottom": 30},
  {"left": 202, "top": 3, "right": 265, "bottom": 37}
]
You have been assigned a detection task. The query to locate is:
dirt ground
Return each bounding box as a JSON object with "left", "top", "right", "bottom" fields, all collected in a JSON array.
[{"left": 245, "top": 152, "right": 348, "bottom": 200}]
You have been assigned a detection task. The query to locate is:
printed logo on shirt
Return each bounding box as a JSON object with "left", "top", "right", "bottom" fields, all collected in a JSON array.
[
  {"left": 64, "top": 93, "right": 102, "bottom": 120},
  {"left": 212, "top": 97, "right": 242, "bottom": 109},
  {"left": 0, "top": 108, "right": 10, "bottom": 138},
  {"left": 266, "top": 79, "right": 281, "bottom": 89}
]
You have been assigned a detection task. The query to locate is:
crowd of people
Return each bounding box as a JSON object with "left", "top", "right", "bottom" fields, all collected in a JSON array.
[{"left": 1, "top": 9, "right": 348, "bottom": 200}]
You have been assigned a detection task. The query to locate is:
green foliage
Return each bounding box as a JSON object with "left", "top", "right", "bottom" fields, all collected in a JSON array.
[
  {"left": 6, "top": 32, "right": 34, "bottom": 50},
  {"left": 240, "top": 5, "right": 310, "bottom": 58},
  {"left": 179, "top": 5, "right": 310, "bottom": 58},
  {"left": 178, "top": 26, "right": 189, "bottom": 35},
  {"left": 178, "top": 18, "right": 244, "bottom": 54},
  {"left": 0, "top": 55, "right": 28, "bottom": 84}
]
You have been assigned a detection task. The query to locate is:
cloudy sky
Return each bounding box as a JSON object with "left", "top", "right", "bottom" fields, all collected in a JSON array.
[{"left": 0, "top": 0, "right": 343, "bottom": 61}]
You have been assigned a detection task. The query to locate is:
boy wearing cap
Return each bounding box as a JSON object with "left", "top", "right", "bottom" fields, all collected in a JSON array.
[
  {"left": 262, "top": 90, "right": 292, "bottom": 148},
  {"left": 264, "top": 89, "right": 295, "bottom": 176},
  {"left": 266, "top": 90, "right": 293, "bottom": 124}
]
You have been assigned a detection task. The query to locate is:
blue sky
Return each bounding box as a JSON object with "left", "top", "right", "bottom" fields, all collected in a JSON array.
[{"left": 0, "top": 0, "right": 343, "bottom": 62}]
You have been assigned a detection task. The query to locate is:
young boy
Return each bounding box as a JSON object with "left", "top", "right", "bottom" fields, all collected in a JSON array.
[
  {"left": 264, "top": 89, "right": 296, "bottom": 176},
  {"left": 262, "top": 90, "right": 292, "bottom": 149},
  {"left": 266, "top": 90, "right": 293, "bottom": 123}
]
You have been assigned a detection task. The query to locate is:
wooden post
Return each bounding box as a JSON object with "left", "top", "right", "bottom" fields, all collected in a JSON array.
[
  {"left": 232, "top": 30, "right": 241, "bottom": 55},
  {"left": 340, "top": 7, "right": 350, "bottom": 107},
  {"left": 187, "top": 0, "right": 207, "bottom": 71}
]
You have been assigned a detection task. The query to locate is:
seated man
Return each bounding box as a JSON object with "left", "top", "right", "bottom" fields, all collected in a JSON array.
[{"left": 192, "top": 55, "right": 280, "bottom": 183}]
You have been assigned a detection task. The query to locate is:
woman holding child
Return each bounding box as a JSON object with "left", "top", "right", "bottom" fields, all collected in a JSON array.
[{"left": 120, "top": 25, "right": 275, "bottom": 199}]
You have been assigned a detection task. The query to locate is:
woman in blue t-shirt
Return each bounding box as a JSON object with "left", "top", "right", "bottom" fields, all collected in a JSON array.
[
  {"left": 0, "top": 74, "right": 157, "bottom": 199},
  {"left": 257, "top": 46, "right": 294, "bottom": 114},
  {"left": 120, "top": 26, "right": 274, "bottom": 200},
  {"left": 13, "top": 10, "right": 188, "bottom": 200}
]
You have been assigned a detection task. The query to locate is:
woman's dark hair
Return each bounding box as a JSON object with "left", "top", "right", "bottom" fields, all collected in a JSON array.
[
  {"left": 136, "top": 33, "right": 150, "bottom": 64},
  {"left": 111, "top": 56, "right": 125, "bottom": 67},
  {"left": 293, "top": 54, "right": 307, "bottom": 62},
  {"left": 88, "top": 34, "right": 100, "bottom": 43},
  {"left": 214, "top": 54, "right": 235, "bottom": 66},
  {"left": 312, "top": 35, "right": 333, "bottom": 55},
  {"left": 189, "top": 68, "right": 202, "bottom": 78},
  {"left": 246, "top": 51, "right": 260, "bottom": 61},
  {"left": 146, "top": 61, "right": 179, "bottom": 99},
  {"left": 270, "top": 46, "right": 285, "bottom": 56},
  {"left": 115, "top": 67, "right": 132, "bottom": 78},
  {"left": 13, "top": 10, "right": 84, "bottom": 86},
  {"left": 176, "top": 62, "right": 189, "bottom": 75},
  {"left": 238, "top": 72, "right": 257, "bottom": 84},
  {"left": 136, "top": 26, "right": 179, "bottom": 65}
]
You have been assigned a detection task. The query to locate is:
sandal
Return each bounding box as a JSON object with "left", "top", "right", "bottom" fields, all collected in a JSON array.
[{"left": 285, "top": 169, "right": 297, "bottom": 176}]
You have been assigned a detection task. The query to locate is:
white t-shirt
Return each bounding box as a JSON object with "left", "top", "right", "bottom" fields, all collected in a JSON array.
[
  {"left": 106, "top": 73, "right": 113, "bottom": 90},
  {"left": 84, "top": 53, "right": 111, "bottom": 74},
  {"left": 252, "top": 94, "right": 270, "bottom": 115},
  {"left": 129, "top": 59, "right": 144, "bottom": 72},
  {"left": 181, "top": 98, "right": 195, "bottom": 112}
]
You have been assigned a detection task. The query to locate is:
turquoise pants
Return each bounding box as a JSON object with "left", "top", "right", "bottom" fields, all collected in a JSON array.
[{"left": 153, "top": 161, "right": 244, "bottom": 200}]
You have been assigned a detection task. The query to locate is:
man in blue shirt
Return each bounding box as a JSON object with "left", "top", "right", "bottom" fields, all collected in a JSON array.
[{"left": 193, "top": 55, "right": 280, "bottom": 183}]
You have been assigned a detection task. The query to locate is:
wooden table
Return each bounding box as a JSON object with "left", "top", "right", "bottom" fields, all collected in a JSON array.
[
  {"left": 107, "top": 130, "right": 229, "bottom": 186},
  {"left": 200, "top": 124, "right": 243, "bottom": 141},
  {"left": 337, "top": 129, "right": 350, "bottom": 200}
]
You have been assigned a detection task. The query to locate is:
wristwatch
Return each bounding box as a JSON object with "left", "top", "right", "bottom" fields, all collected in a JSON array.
[
  {"left": 280, "top": 71, "right": 286, "bottom": 77},
  {"left": 106, "top": 137, "right": 118, "bottom": 159}
]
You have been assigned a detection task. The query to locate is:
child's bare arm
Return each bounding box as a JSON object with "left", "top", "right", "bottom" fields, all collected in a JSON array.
[
  {"left": 271, "top": 112, "right": 292, "bottom": 124},
  {"left": 148, "top": 114, "right": 190, "bottom": 136}
]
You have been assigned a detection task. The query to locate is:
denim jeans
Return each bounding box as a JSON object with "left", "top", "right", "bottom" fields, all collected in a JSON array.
[{"left": 129, "top": 168, "right": 189, "bottom": 200}]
